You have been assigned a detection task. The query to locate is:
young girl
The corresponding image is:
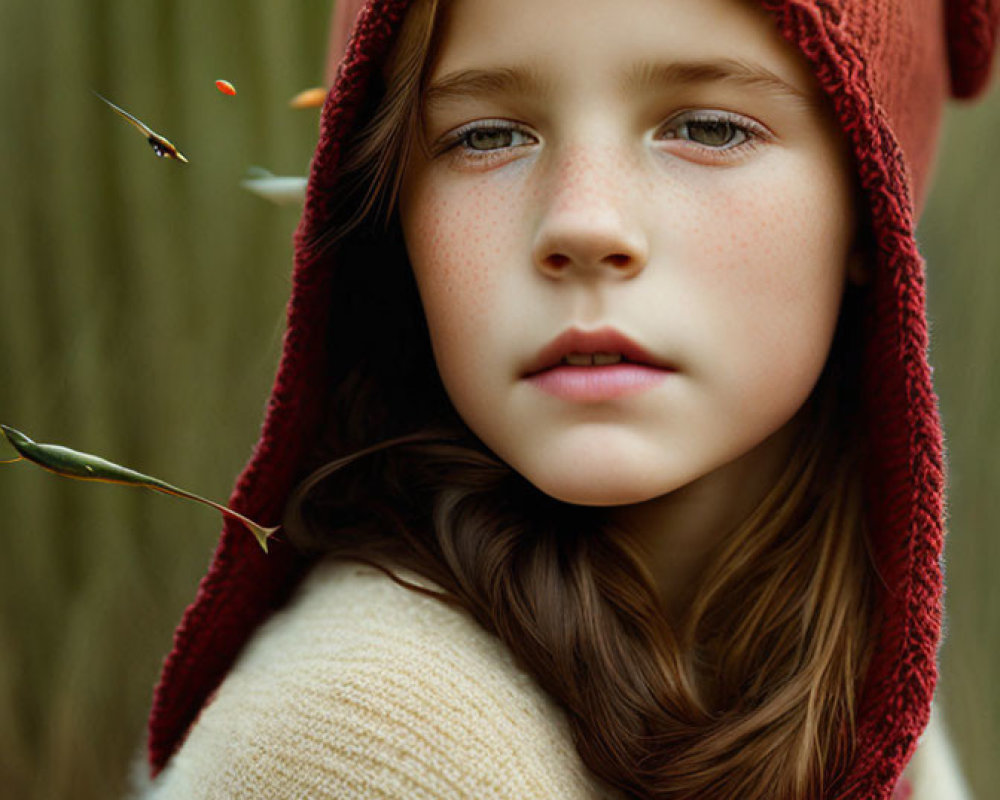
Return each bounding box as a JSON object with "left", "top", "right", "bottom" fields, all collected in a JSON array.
[{"left": 141, "top": 0, "right": 997, "bottom": 797}]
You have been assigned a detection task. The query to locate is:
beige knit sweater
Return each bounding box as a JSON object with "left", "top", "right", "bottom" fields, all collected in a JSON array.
[{"left": 143, "top": 559, "right": 971, "bottom": 799}]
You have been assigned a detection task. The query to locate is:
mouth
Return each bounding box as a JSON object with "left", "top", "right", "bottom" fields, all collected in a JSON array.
[
  {"left": 523, "top": 326, "right": 674, "bottom": 377},
  {"left": 522, "top": 327, "right": 675, "bottom": 402}
]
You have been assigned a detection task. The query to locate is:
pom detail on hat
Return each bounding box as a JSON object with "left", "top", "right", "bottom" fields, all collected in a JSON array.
[{"left": 947, "top": 0, "right": 1000, "bottom": 98}]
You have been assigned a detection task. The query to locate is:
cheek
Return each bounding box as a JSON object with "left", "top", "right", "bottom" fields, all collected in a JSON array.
[
  {"left": 406, "top": 190, "right": 492, "bottom": 330},
  {"left": 408, "top": 196, "right": 491, "bottom": 314},
  {"left": 401, "top": 180, "right": 522, "bottom": 392},
  {"left": 685, "top": 167, "right": 851, "bottom": 390}
]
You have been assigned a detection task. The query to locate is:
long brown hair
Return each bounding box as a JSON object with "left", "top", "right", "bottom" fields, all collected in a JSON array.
[{"left": 285, "top": 1, "right": 877, "bottom": 797}]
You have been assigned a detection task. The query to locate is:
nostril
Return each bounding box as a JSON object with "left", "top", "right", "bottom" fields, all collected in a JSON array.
[{"left": 538, "top": 250, "right": 643, "bottom": 273}]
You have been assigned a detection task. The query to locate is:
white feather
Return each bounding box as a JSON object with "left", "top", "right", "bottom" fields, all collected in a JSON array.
[{"left": 240, "top": 174, "right": 308, "bottom": 206}]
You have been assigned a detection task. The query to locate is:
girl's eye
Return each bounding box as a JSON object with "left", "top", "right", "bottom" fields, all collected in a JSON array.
[
  {"left": 658, "top": 111, "right": 764, "bottom": 153},
  {"left": 437, "top": 121, "right": 537, "bottom": 160},
  {"left": 464, "top": 126, "right": 534, "bottom": 151}
]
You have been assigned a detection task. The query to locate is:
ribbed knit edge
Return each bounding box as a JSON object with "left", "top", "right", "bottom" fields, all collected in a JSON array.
[{"left": 759, "top": 2, "right": 944, "bottom": 798}]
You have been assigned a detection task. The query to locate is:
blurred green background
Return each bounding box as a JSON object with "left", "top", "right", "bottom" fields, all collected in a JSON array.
[{"left": 0, "top": 1, "right": 996, "bottom": 798}]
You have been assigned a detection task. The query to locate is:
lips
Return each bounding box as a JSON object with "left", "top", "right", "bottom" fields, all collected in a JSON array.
[
  {"left": 522, "top": 327, "right": 675, "bottom": 402},
  {"left": 522, "top": 326, "right": 673, "bottom": 377}
]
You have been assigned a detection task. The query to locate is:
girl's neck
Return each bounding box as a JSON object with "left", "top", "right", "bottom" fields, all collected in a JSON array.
[{"left": 610, "top": 420, "right": 799, "bottom": 621}]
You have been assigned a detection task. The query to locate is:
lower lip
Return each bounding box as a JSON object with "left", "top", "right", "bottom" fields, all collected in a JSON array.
[{"left": 526, "top": 364, "right": 672, "bottom": 402}]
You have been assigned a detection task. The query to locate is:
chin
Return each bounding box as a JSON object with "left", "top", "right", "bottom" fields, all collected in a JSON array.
[
  {"left": 524, "top": 465, "right": 681, "bottom": 508},
  {"left": 488, "top": 427, "right": 696, "bottom": 507}
]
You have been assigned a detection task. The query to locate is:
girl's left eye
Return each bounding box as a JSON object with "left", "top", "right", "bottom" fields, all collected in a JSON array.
[{"left": 657, "top": 111, "right": 765, "bottom": 153}]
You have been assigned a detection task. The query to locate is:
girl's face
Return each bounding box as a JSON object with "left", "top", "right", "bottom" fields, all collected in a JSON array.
[{"left": 400, "top": 0, "right": 858, "bottom": 507}]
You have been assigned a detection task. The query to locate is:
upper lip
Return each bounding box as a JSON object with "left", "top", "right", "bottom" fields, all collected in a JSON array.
[{"left": 523, "top": 326, "right": 674, "bottom": 376}]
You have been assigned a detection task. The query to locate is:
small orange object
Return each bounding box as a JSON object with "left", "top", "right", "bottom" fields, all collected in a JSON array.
[
  {"left": 289, "top": 87, "right": 328, "bottom": 109},
  {"left": 215, "top": 79, "right": 237, "bottom": 96}
]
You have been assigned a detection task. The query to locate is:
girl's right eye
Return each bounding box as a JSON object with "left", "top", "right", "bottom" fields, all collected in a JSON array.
[
  {"left": 437, "top": 121, "right": 538, "bottom": 161},
  {"left": 464, "top": 127, "right": 534, "bottom": 150}
]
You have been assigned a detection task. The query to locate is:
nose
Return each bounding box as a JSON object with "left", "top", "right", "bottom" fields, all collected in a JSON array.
[{"left": 532, "top": 152, "right": 648, "bottom": 280}]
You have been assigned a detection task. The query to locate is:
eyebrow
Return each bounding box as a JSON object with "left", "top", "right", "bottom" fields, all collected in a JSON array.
[
  {"left": 425, "top": 66, "right": 551, "bottom": 109},
  {"left": 623, "top": 58, "right": 819, "bottom": 109},
  {"left": 424, "top": 58, "right": 820, "bottom": 112}
]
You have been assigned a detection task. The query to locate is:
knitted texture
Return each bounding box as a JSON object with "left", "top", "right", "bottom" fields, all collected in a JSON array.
[
  {"left": 949, "top": 0, "right": 1000, "bottom": 97},
  {"left": 147, "top": 561, "right": 618, "bottom": 799},
  {"left": 144, "top": 563, "right": 966, "bottom": 799},
  {"left": 147, "top": 0, "right": 999, "bottom": 795}
]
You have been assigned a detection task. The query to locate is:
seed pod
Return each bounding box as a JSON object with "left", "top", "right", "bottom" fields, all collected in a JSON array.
[
  {"left": 93, "top": 91, "right": 189, "bottom": 163},
  {"left": 289, "top": 86, "right": 327, "bottom": 109},
  {"left": 1, "top": 425, "right": 277, "bottom": 552}
]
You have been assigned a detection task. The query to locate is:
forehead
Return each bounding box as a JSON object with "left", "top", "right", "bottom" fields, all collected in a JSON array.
[{"left": 432, "top": 0, "right": 818, "bottom": 101}]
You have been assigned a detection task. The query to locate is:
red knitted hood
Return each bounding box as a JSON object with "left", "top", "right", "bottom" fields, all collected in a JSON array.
[{"left": 148, "top": 1, "right": 998, "bottom": 796}]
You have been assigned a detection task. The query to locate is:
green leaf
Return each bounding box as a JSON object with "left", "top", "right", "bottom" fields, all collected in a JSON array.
[{"left": 1, "top": 425, "right": 277, "bottom": 552}]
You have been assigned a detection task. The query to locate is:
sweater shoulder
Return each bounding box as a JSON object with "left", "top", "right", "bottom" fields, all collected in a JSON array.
[
  {"left": 906, "top": 702, "right": 973, "bottom": 800},
  {"left": 146, "top": 559, "right": 615, "bottom": 800}
]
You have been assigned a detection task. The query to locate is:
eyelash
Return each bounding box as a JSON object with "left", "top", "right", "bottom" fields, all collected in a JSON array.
[
  {"left": 657, "top": 111, "right": 767, "bottom": 158},
  {"left": 437, "top": 120, "right": 536, "bottom": 165},
  {"left": 436, "top": 111, "right": 767, "bottom": 164}
]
